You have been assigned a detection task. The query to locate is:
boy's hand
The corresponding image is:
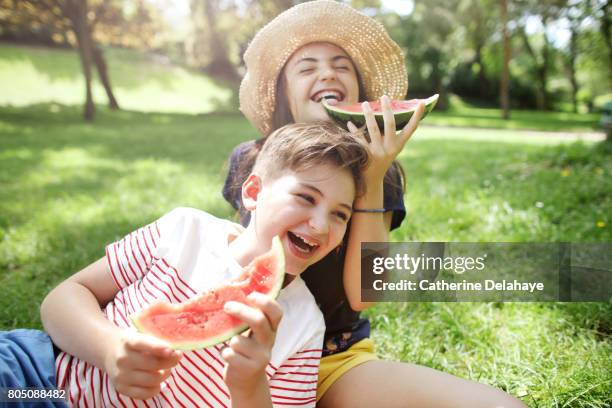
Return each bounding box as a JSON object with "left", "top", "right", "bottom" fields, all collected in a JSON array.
[
  {"left": 221, "top": 292, "right": 283, "bottom": 397},
  {"left": 347, "top": 95, "right": 425, "bottom": 184},
  {"left": 104, "top": 331, "right": 182, "bottom": 400}
]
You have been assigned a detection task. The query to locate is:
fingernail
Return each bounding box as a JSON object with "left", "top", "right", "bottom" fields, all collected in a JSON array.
[
  {"left": 224, "top": 302, "right": 240, "bottom": 312},
  {"left": 247, "top": 292, "right": 264, "bottom": 301},
  {"left": 362, "top": 101, "right": 370, "bottom": 111}
]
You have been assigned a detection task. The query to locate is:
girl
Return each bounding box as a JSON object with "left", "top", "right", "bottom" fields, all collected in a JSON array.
[{"left": 223, "top": 1, "right": 526, "bottom": 407}]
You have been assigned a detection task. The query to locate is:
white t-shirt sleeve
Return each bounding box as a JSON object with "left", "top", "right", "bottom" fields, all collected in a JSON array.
[{"left": 104, "top": 207, "right": 190, "bottom": 289}]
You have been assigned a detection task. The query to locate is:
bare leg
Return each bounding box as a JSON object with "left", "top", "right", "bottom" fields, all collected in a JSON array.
[{"left": 317, "top": 360, "right": 526, "bottom": 408}]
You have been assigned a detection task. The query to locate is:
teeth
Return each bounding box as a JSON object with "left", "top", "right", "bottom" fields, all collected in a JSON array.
[
  {"left": 294, "top": 233, "right": 318, "bottom": 247},
  {"left": 314, "top": 91, "right": 342, "bottom": 102}
]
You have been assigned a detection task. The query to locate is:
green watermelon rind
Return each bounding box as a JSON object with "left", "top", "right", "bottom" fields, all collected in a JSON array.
[
  {"left": 323, "top": 94, "right": 439, "bottom": 131},
  {"left": 130, "top": 236, "right": 285, "bottom": 351},
  {"left": 131, "top": 317, "right": 250, "bottom": 351}
]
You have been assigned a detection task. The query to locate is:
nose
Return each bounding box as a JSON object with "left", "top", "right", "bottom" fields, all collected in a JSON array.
[
  {"left": 319, "top": 64, "right": 337, "bottom": 82},
  {"left": 309, "top": 210, "right": 329, "bottom": 235}
]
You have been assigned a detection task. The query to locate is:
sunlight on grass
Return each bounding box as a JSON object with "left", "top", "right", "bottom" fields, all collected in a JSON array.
[
  {"left": 425, "top": 95, "right": 601, "bottom": 132},
  {"left": 0, "top": 43, "right": 232, "bottom": 113},
  {"left": 416, "top": 125, "right": 600, "bottom": 145}
]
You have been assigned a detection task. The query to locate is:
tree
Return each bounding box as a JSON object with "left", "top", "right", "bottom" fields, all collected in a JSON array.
[
  {"left": 564, "top": 2, "right": 583, "bottom": 113},
  {"left": 188, "top": 0, "right": 240, "bottom": 84},
  {"left": 398, "top": 0, "right": 462, "bottom": 109},
  {"left": 500, "top": 0, "right": 511, "bottom": 119},
  {"left": 52, "top": 0, "right": 97, "bottom": 120},
  {"left": 598, "top": 0, "right": 612, "bottom": 75},
  {"left": 186, "top": 0, "right": 297, "bottom": 85},
  {"left": 4, "top": 0, "right": 111, "bottom": 120},
  {"left": 514, "top": 0, "right": 568, "bottom": 110},
  {"left": 457, "top": 0, "right": 499, "bottom": 98},
  {"left": 1, "top": 0, "right": 164, "bottom": 121}
]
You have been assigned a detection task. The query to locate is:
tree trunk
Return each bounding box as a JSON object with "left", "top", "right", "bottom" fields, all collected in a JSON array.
[
  {"left": 520, "top": 25, "right": 548, "bottom": 110},
  {"left": 500, "top": 0, "right": 510, "bottom": 119},
  {"left": 474, "top": 43, "right": 488, "bottom": 99},
  {"left": 600, "top": 0, "right": 612, "bottom": 85},
  {"left": 272, "top": 0, "right": 295, "bottom": 10},
  {"left": 568, "top": 26, "right": 578, "bottom": 113},
  {"left": 535, "top": 64, "right": 548, "bottom": 110},
  {"left": 68, "top": 0, "right": 95, "bottom": 121},
  {"left": 202, "top": 0, "right": 241, "bottom": 84},
  {"left": 92, "top": 43, "right": 120, "bottom": 110},
  {"left": 540, "top": 17, "right": 551, "bottom": 110},
  {"left": 430, "top": 50, "right": 449, "bottom": 110}
]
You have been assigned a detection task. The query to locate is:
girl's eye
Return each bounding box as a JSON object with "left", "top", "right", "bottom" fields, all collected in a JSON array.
[
  {"left": 299, "top": 68, "right": 315, "bottom": 74},
  {"left": 335, "top": 66, "right": 350, "bottom": 71}
]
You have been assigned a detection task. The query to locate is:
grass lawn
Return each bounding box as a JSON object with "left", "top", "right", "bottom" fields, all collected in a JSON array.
[
  {"left": 1, "top": 43, "right": 610, "bottom": 407},
  {"left": 0, "top": 104, "right": 610, "bottom": 407},
  {"left": 0, "top": 43, "right": 233, "bottom": 114},
  {"left": 426, "top": 95, "right": 603, "bottom": 132}
]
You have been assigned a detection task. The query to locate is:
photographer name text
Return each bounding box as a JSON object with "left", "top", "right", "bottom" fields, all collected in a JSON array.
[{"left": 371, "top": 254, "right": 545, "bottom": 293}]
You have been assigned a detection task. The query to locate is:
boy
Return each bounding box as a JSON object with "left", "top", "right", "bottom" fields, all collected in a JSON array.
[{"left": 1, "top": 122, "right": 368, "bottom": 407}]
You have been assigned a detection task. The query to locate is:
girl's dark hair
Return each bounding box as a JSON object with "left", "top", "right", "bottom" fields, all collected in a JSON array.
[
  {"left": 232, "top": 58, "right": 406, "bottom": 201},
  {"left": 271, "top": 72, "right": 294, "bottom": 133}
]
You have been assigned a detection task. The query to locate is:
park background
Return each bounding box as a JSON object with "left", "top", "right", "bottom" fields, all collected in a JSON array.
[{"left": 0, "top": 0, "right": 610, "bottom": 406}]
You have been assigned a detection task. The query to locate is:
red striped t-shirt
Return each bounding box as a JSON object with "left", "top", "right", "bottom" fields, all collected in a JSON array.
[{"left": 55, "top": 207, "right": 324, "bottom": 407}]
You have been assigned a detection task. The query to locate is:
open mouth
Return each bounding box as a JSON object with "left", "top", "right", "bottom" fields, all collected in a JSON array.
[
  {"left": 311, "top": 90, "right": 345, "bottom": 103},
  {"left": 287, "top": 231, "right": 320, "bottom": 255}
]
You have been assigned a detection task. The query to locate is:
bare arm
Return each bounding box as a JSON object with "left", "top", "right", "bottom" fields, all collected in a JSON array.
[
  {"left": 41, "top": 257, "right": 181, "bottom": 399},
  {"left": 343, "top": 181, "right": 390, "bottom": 312},
  {"left": 41, "top": 257, "right": 123, "bottom": 368},
  {"left": 343, "top": 97, "right": 425, "bottom": 312}
]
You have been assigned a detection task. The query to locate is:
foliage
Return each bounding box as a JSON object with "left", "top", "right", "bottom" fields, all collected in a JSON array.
[
  {"left": 0, "top": 0, "right": 166, "bottom": 49},
  {"left": 379, "top": 0, "right": 611, "bottom": 111},
  {"left": 186, "top": 0, "right": 292, "bottom": 74},
  {"left": 2, "top": 0, "right": 611, "bottom": 113}
]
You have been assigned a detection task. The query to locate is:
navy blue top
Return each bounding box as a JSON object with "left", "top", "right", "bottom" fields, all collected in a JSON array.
[{"left": 222, "top": 140, "right": 406, "bottom": 355}]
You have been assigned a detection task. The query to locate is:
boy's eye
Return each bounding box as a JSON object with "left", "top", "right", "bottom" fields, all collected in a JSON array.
[
  {"left": 297, "top": 194, "right": 315, "bottom": 204},
  {"left": 334, "top": 211, "right": 349, "bottom": 222}
]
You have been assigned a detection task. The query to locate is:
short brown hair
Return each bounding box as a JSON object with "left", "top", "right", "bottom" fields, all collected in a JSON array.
[{"left": 253, "top": 122, "right": 369, "bottom": 197}]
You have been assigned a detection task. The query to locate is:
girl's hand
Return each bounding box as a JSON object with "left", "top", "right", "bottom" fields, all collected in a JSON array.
[
  {"left": 347, "top": 95, "right": 425, "bottom": 184},
  {"left": 104, "top": 331, "right": 182, "bottom": 400},
  {"left": 221, "top": 292, "right": 283, "bottom": 397}
]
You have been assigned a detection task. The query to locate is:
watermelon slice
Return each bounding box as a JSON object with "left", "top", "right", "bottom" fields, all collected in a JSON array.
[
  {"left": 323, "top": 94, "right": 439, "bottom": 131},
  {"left": 131, "top": 236, "right": 285, "bottom": 350}
]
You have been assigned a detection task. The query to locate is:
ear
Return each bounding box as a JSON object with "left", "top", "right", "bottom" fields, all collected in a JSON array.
[{"left": 242, "top": 173, "right": 263, "bottom": 211}]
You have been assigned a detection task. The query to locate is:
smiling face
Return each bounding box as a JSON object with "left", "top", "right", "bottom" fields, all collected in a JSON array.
[
  {"left": 242, "top": 163, "right": 355, "bottom": 276},
  {"left": 283, "top": 42, "right": 360, "bottom": 124}
]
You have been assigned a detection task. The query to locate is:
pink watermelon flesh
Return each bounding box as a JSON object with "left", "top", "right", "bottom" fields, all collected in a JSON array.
[
  {"left": 131, "top": 236, "right": 285, "bottom": 350},
  {"left": 338, "top": 99, "right": 421, "bottom": 113}
]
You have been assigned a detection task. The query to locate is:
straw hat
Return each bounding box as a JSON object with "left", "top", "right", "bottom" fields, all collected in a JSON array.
[{"left": 240, "top": 0, "right": 408, "bottom": 135}]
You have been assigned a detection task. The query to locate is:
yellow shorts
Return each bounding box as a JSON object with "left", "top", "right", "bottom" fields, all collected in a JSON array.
[{"left": 316, "top": 338, "right": 378, "bottom": 401}]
